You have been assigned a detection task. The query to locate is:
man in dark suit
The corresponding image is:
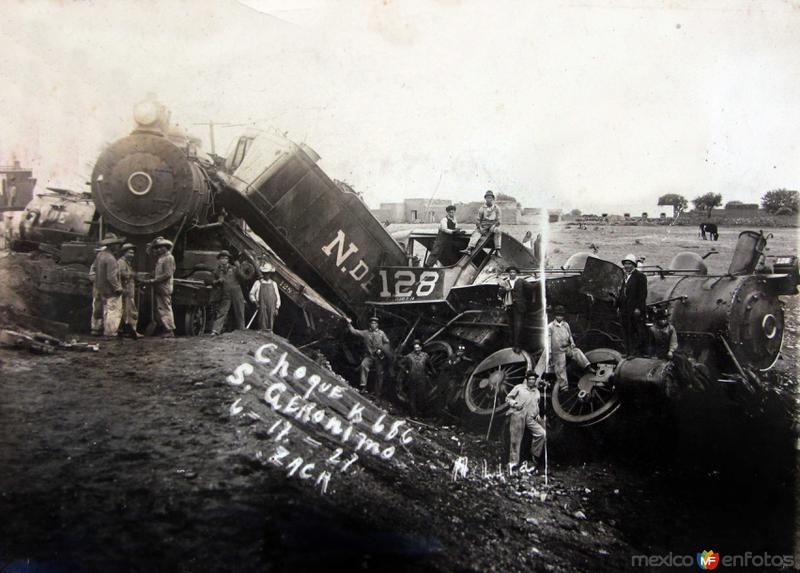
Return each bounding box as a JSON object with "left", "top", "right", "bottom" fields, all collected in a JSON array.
[
  {"left": 617, "top": 253, "right": 648, "bottom": 355},
  {"left": 499, "top": 265, "right": 535, "bottom": 353}
]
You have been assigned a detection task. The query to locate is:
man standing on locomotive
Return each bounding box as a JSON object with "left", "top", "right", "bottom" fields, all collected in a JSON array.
[
  {"left": 143, "top": 237, "right": 176, "bottom": 338},
  {"left": 463, "top": 190, "right": 501, "bottom": 255},
  {"left": 89, "top": 233, "right": 125, "bottom": 338},
  {"left": 117, "top": 243, "right": 140, "bottom": 339},
  {"left": 426, "top": 205, "right": 462, "bottom": 267},
  {"left": 210, "top": 250, "right": 247, "bottom": 335},
  {"left": 506, "top": 370, "right": 547, "bottom": 469},
  {"left": 535, "top": 305, "right": 593, "bottom": 391},
  {"left": 618, "top": 253, "right": 648, "bottom": 355},
  {"left": 499, "top": 265, "right": 535, "bottom": 353},
  {"left": 345, "top": 316, "right": 391, "bottom": 396}
]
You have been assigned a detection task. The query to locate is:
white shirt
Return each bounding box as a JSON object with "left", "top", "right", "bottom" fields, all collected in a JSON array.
[{"left": 249, "top": 279, "right": 281, "bottom": 309}]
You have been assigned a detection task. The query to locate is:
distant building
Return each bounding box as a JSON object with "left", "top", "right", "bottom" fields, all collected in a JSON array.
[
  {"left": 724, "top": 203, "right": 760, "bottom": 213},
  {"left": 370, "top": 198, "right": 453, "bottom": 224},
  {"left": 0, "top": 161, "right": 36, "bottom": 210},
  {"left": 370, "top": 196, "right": 552, "bottom": 225}
]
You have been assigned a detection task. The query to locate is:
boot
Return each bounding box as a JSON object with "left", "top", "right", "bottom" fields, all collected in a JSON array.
[{"left": 161, "top": 330, "right": 175, "bottom": 338}]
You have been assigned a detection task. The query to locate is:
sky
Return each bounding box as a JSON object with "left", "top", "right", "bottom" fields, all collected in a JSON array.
[{"left": 1, "top": 0, "right": 798, "bottom": 215}]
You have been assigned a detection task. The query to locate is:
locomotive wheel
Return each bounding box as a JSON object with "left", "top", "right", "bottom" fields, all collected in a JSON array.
[
  {"left": 179, "top": 305, "right": 207, "bottom": 336},
  {"left": 463, "top": 348, "right": 532, "bottom": 417},
  {"left": 551, "top": 348, "right": 621, "bottom": 426},
  {"left": 423, "top": 340, "right": 453, "bottom": 375}
]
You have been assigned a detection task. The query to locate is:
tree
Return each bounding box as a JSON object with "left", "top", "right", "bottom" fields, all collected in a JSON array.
[
  {"left": 568, "top": 208, "right": 582, "bottom": 217},
  {"left": 657, "top": 193, "right": 688, "bottom": 216},
  {"left": 761, "top": 189, "right": 799, "bottom": 214},
  {"left": 691, "top": 192, "right": 722, "bottom": 217}
]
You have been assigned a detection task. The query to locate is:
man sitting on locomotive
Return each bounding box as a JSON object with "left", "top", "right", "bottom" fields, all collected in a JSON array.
[
  {"left": 426, "top": 204, "right": 464, "bottom": 267},
  {"left": 506, "top": 370, "right": 547, "bottom": 470},
  {"left": 346, "top": 316, "right": 391, "bottom": 397},
  {"left": 535, "top": 305, "right": 593, "bottom": 391},
  {"left": 648, "top": 307, "right": 678, "bottom": 360},
  {"left": 462, "top": 190, "right": 501, "bottom": 255}
]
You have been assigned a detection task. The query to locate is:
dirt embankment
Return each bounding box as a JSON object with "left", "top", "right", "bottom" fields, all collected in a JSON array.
[{"left": 0, "top": 330, "right": 796, "bottom": 572}]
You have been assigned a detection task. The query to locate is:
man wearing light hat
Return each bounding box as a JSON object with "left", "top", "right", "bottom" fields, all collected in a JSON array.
[
  {"left": 535, "top": 305, "right": 592, "bottom": 391},
  {"left": 142, "top": 237, "right": 176, "bottom": 337},
  {"left": 117, "top": 243, "right": 140, "bottom": 339},
  {"left": 463, "top": 190, "right": 502, "bottom": 255},
  {"left": 211, "top": 250, "right": 247, "bottom": 335},
  {"left": 89, "top": 232, "right": 125, "bottom": 337},
  {"left": 618, "top": 253, "right": 648, "bottom": 355},
  {"left": 249, "top": 262, "right": 281, "bottom": 332},
  {"left": 346, "top": 315, "right": 391, "bottom": 396}
]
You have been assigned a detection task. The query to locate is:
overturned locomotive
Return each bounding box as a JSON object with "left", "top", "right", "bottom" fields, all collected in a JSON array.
[{"left": 12, "top": 98, "right": 799, "bottom": 429}]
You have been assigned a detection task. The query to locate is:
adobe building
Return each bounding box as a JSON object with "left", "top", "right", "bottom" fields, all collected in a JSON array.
[{"left": 0, "top": 161, "right": 36, "bottom": 210}]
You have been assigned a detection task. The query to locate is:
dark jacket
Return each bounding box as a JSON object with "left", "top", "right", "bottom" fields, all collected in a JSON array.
[
  {"left": 501, "top": 278, "right": 535, "bottom": 312},
  {"left": 618, "top": 269, "right": 647, "bottom": 315}
]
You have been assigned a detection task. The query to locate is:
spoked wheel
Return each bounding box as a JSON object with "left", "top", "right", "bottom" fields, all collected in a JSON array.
[
  {"left": 423, "top": 340, "right": 453, "bottom": 372},
  {"left": 179, "top": 305, "right": 207, "bottom": 336},
  {"left": 551, "top": 348, "right": 622, "bottom": 426},
  {"left": 463, "top": 348, "right": 532, "bottom": 417}
]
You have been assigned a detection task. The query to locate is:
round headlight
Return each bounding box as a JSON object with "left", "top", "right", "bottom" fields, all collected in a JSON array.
[{"left": 133, "top": 101, "right": 159, "bottom": 126}]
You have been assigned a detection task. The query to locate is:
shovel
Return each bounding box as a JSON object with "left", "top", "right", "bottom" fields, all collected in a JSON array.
[{"left": 144, "top": 285, "right": 159, "bottom": 336}]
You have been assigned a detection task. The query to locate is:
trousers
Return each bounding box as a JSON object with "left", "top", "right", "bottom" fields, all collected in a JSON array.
[
  {"left": 155, "top": 288, "right": 175, "bottom": 331},
  {"left": 92, "top": 292, "right": 122, "bottom": 336},
  {"left": 359, "top": 356, "right": 385, "bottom": 395},
  {"left": 213, "top": 293, "right": 245, "bottom": 333},
  {"left": 467, "top": 228, "right": 502, "bottom": 250},
  {"left": 535, "top": 347, "right": 590, "bottom": 390},
  {"left": 508, "top": 414, "right": 546, "bottom": 466}
]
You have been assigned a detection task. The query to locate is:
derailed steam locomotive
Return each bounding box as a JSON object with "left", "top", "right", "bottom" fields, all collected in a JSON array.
[{"left": 12, "top": 99, "right": 799, "bottom": 427}]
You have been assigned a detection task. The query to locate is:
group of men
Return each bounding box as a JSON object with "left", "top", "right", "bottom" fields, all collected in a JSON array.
[
  {"left": 90, "top": 235, "right": 281, "bottom": 338},
  {"left": 90, "top": 233, "right": 175, "bottom": 338},
  {"left": 345, "top": 316, "right": 438, "bottom": 416}
]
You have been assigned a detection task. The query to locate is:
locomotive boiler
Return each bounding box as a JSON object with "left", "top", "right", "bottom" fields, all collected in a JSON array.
[{"left": 13, "top": 99, "right": 362, "bottom": 341}]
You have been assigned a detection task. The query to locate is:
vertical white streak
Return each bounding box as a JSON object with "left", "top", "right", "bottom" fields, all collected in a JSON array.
[{"left": 538, "top": 208, "right": 550, "bottom": 486}]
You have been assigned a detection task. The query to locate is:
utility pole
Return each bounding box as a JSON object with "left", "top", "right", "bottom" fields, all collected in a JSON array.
[
  {"left": 193, "top": 121, "right": 222, "bottom": 155},
  {"left": 192, "top": 121, "right": 249, "bottom": 156}
]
